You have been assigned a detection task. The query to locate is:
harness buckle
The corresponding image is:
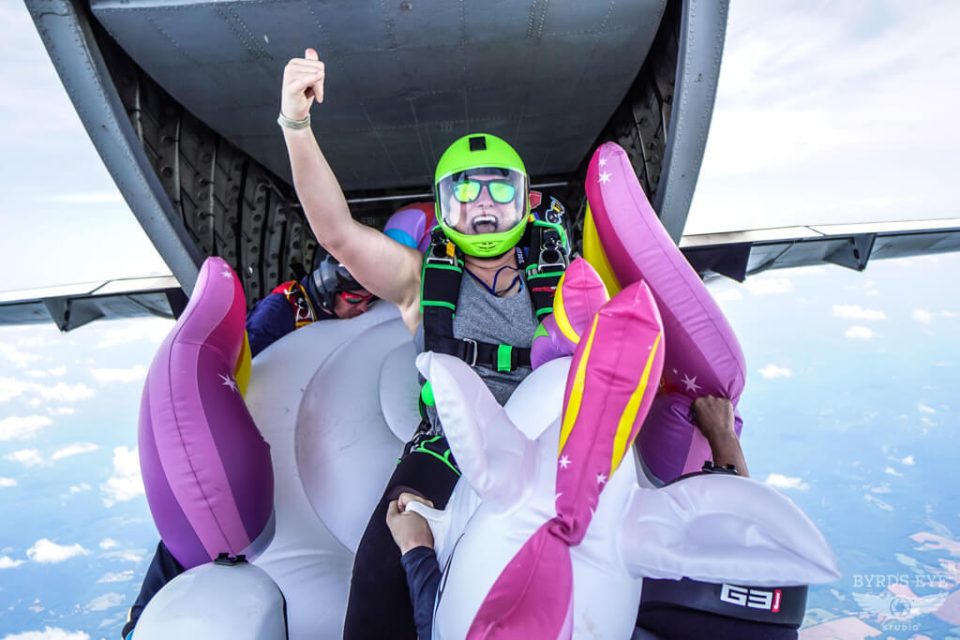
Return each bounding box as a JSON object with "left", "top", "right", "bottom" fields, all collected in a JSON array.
[
  {"left": 426, "top": 247, "right": 456, "bottom": 266},
  {"left": 461, "top": 338, "right": 478, "bottom": 367}
]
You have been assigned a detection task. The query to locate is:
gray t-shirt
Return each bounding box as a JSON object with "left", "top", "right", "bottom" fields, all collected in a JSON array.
[{"left": 415, "top": 270, "right": 540, "bottom": 434}]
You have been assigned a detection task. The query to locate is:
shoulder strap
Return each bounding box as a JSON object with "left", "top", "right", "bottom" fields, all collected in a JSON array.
[
  {"left": 524, "top": 196, "right": 572, "bottom": 321},
  {"left": 420, "top": 229, "right": 533, "bottom": 372}
]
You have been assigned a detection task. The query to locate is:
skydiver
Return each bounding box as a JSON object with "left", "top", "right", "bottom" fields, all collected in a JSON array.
[
  {"left": 280, "top": 48, "right": 569, "bottom": 639},
  {"left": 385, "top": 397, "right": 806, "bottom": 640}
]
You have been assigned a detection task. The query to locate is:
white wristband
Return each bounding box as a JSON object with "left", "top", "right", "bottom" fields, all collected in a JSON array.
[{"left": 277, "top": 111, "right": 311, "bottom": 130}]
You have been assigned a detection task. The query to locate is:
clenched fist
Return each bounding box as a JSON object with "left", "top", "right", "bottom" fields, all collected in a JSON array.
[{"left": 281, "top": 48, "right": 325, "bottom": 121}]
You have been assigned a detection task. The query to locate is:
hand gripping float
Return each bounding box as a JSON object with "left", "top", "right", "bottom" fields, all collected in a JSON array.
[
  {"left": 584, "top": 142, "right": 747, "bottom": 483},
  {"left": 412, "top": 272, "right": 839, "bottom": 639}
]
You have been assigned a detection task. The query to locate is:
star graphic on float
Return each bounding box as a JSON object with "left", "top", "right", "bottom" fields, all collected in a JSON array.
[
  {"left": 681, "top": 373, "right": 700, "bottom": 393},
  {"left": 598, "top": 171, "right": 612, "bottom": 184},
  {"left": 596, "top": 472, "right": 607, "bottom": 485},
  {"left": 221, "top": 269, "right": 233, "bottom": 279},
  {"left": 598, "top": 157, "right": 608, "bottom": 167},
  {"left": 559, "top": 455, "right": 571, "bottom": 469},
  {"left": 219, "top": 373, "right": 239, "bottom": 392}
]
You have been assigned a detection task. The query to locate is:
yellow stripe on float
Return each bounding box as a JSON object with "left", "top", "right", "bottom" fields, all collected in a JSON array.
[
  {"left": 610, "top": 332, "right": 662, "bottom": 473},
  {"left": 558, "top": 315, "right": 601, "bottom": 454},
  {"left": 552, "top": 272, "right": 582, "bottom": 345},
  {"left": 582, "top": 204, "right": 622, "bottom": 297}
]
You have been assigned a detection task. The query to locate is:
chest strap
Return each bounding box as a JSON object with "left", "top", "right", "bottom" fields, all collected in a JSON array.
[{"left": 421, "top": 230, "right": 533, "bottom": 372}]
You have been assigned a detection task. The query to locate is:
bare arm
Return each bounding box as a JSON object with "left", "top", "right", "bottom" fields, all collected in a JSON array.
[
  {"left": 691, "top": 396, "right": 750, "bottom": 478},
  {"left": 281, "top": 49, "right": 422, "bottom": 331}
]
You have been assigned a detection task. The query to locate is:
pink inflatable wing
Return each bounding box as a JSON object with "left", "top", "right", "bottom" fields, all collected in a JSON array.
[
  {"left": 139, "top": 257, "right": 274, "bottom": 569},
  {"left": 383, "top": 202, "right": 436, "bottom": 252},
  {"left": 468, "top": 280, "right": 665, "bottom": 640},
  {"left": 530, "top": 258, "right": 610, "bottom": 369},
  {"left": 586, "top": 142, "right": 747, "bottom": 482}
]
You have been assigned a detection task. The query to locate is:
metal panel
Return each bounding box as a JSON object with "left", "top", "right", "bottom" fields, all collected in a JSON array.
[
  {"left": 654, "top": 0, "right": 729, "bottom": 242},
  {"left": 89, "top": 0, "right": 667, "bottom": 190}
]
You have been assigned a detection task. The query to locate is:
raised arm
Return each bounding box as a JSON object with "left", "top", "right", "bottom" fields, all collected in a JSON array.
[{"left": 280, "top": 48, "right": 422, "bottom": 332}]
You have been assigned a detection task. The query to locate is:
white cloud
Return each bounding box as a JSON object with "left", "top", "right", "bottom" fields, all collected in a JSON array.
[
  {"left": 687, "top": 1, "right": 960, "bottom": 234},
  {"left": 46, "top": 406, "right": 76, "bottom": 417},
  {"left": 0, "top": 555, "right": 25, "bottom": 569},
  {"left": 96, "top": 570, "right": 134, "bottom": 584},
  {"left": 900, "top": 455, "right": 915, "bottom": 466},
  {"left": 24, "top": 366, "right": 66, "bottom": 379},
  {"left": 5, "top": 449, "right": 43, "bottom": 467},
  {"left": 101, "top": 548, "right": 146, "bottom": 564},
  {"left": 0, "top": 377, "right": 33, "bottom": 403},
  {"left": 844, "top": 325, "right": 875, "bottom": 340},
  {"left": 918, "top": 403, "right": 936, "bottom": 414},
  {"left": 27, "top": 599, "right": 43, "bottom": 614},
  {"left": 65, "top": 483, "right": 91, "bottom": 497},
  {"left": 94, "top": 318, "right": 174, "bottom": 348},
  {"left": 884, "top": 466, "right": 904, "bottom": 477},
  {"left": 832, "top": 304, "right": 886, "bottom": 321},
  {"left": 0, "top": 415, "right": 53, "bottom": 441},
  {"left": 41, "top": 191, "right": 125, "bottom": 205},
  {"left": 765, "top": 473, "right": 809, "bottom": 491},
  {"left": 864, "top": 494, "right": 894, "bottom": 512},
  {"left": 743, "top": 277, "right": 792, "bottom": 296},
  {"left": 0, "top": 477, "right": 17, "bottom": 488},
  {"left": 83, "top": 592, "right": 125, "bottom": 612},
  {"left": 912, "top": 308, "right": 934, "bottom": 324},
  {"left": 89, "top": 366, "right": 147, "bottom": 384},
  {"left": 25, "top": 539, "right": 88, "bottom": 564},
  {"left": 759, "top": 364, "right": 793, "bottom": 379},
  {"left": 942, "top": 311, "right": 959, "bottom": 319},
  {"left": 0, "top": 379, "right": 94, "bottom": 405},
  {"left": 100, "top": 446, "right": 143, "bottom": 507},
  {"left": 32, "top": 382, "right": 95, "bottom": 403},
  {"left": 49, "top": 443, "right": 100, "bottom": 462},
  {"left": 0, "top": 343, "right": 42, "bottom": 368},
  {"left": 98, "top": 538, "right": 119, "bottom": 551},
  {"left": 0, "top": 628, "right": 89, "bottom": 640}
]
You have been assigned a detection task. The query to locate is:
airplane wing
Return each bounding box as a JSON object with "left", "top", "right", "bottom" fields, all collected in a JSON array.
[
  {"left": 0, "top": 275, "right": 184, "bottom": 332},
  {"left": 681, "top": 218, "right": 960, "bottom": 281}
]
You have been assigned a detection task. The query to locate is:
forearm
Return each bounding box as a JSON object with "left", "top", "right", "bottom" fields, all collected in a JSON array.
[
  {"left": 282, "top": 126, "right": 354, "bottom": 252},
  {"left": 400, "top": 546, "right": 442, "bottom": 640},
  {"left": 707, "top": 431, "right": 749, "bottom": 478}
]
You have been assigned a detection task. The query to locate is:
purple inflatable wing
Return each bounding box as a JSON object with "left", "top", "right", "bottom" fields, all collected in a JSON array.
[
  {"left": 139, "top": 257, "right": 274, "bottom": 569},
  {"left": 585, "top": 142, "right": 747, "bottom": 483},
  {"left": 384, "top": 202, "right": 436, "bottom": 252}
]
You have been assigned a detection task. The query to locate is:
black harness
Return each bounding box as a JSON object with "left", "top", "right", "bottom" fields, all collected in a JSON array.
[{"left": 420, "top": 197, "right": 571, "bottom": 373}]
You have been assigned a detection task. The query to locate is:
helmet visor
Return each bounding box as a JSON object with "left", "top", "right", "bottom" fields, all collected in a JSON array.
[{"left": 437, "top": 168, "right": 526, "bottom": 236}]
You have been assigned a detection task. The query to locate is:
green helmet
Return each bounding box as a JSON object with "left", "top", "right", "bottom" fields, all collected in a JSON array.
[{"left": 434, "top": 133, "right": 530, "bottom": 258}]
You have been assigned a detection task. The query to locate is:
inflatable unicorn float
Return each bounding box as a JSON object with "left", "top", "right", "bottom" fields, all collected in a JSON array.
[{"left": 133, "top": 143, "right": 839, "bottom": 639}]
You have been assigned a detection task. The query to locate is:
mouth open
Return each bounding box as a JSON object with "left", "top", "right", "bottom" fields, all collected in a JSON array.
[{"left": 471, "top": 214, "right": 499, "bottom": 234}]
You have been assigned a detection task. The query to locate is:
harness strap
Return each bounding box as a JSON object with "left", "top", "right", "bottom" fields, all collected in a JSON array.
[{"left": 429, "top": 335, "right": 531, "bottom": 372}]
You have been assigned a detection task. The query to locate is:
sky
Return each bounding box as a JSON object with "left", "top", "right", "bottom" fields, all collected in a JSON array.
[{"left": 0, "top": 1, "right": 959, "bottom": 639}]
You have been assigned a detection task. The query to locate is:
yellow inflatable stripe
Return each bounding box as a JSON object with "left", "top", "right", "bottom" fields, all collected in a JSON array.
[
  {"left": 610, "top": 332, "right": 662, "bottom": 473},
  {"left": 235, "top": 331, "right": 252, "bottom": 398},
  {"left": 552, "top": 272, "right": 582, "bottom": 345},
  {"left": 559, "top": 315, "right": 600, "bottom": 454},
  {"left": 583, "top": 204, "right": 622, "bottom": 297}
]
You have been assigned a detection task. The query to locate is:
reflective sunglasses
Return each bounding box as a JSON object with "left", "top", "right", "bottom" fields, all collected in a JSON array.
[
  {"left": 339, "top": 290, "right": 374, "bottom": 305},
  {"left": 451, "top": 178, "right": 517, "bottom": 204}
]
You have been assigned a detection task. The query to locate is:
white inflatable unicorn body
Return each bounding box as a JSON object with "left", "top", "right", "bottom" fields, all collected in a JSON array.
[{"left": 133, "top": 142, "right": 841, "bottom": 639}]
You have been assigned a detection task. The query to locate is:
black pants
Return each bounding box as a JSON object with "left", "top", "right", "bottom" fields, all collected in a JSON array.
[{"left": 343, "top": 432, "right": 460, "bottom": 639}]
